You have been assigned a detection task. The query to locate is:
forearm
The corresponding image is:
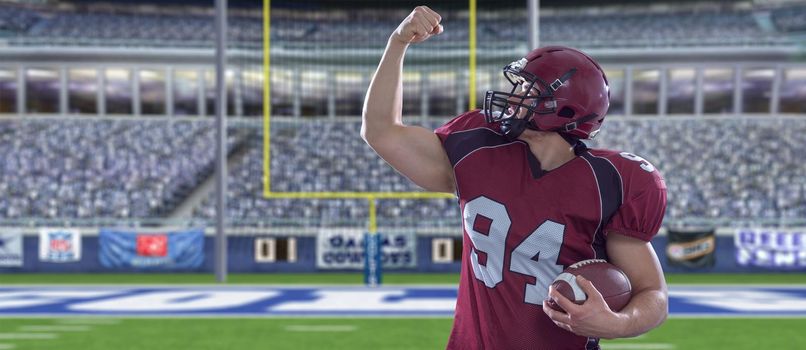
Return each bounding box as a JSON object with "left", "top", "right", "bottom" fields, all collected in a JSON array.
[
  {"left": 361, "top": 38, "right": 409, "bottom": 143},
  {"left": 611, "top": 288, "right": 668, "bottom": 338}
]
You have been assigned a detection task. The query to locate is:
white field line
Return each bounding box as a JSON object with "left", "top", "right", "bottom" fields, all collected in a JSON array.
[
  {"left": 622, "top": 334, "right": 646, "bottom": 339},
  {"left": 1, "top": 313, "right": 803, "bottom": 319},
  {"left": 55, "top": 318, "right": 121, "bottom": 325},
  {"left": 284, "top": 325, "right": 358, "bottom": 332},
  {"left": 0, "top": 313, "right": 454, "bottom": 319},
  {"left": 601, "top": 344, "right": 676, "bottom": 350},
  {"left": 0, "top": 333, "right": 59, "bottom": 340},
  {"left": 18, "top": 325, "right": 92, "bottom": 332},
  {"left": 0, "top": 344, "right": 16, "bottom": 349}
]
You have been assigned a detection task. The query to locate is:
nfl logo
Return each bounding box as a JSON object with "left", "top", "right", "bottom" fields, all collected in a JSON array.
[
  {"left": 39, "top": 230, "right": 81, "bottom": 262},
  {"left": 136, "top": 234, "right": 168, "bottom": 257},
  {"left": 49, "top": 233, "right": 73, "bottom": 253}
]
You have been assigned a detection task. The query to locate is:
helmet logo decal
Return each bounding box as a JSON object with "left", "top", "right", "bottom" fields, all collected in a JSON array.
[{"left": 510, "top": 58, "right": 527, "bottom": 72}]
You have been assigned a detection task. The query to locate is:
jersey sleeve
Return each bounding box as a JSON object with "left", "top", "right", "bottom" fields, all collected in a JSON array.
[
  {"left": 434, "top": 110, "right": 486, "bottom": 144},
  {"left": 604, "top": 156, "right": 668, "bottom": 242}
]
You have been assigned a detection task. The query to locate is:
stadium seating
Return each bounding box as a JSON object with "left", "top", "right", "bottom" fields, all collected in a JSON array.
[
  {"left": 1, "top": 1, "right": 804, "bottom": 229},
  {"left": 0, "top": 5, "right": 40, "bottom": 33},
  {"left": 772, "top": 5, "right": 806, "bottom": 33},
  {"left": 3, "top": 118, "right": 800, "bottom": 227},
  {"left": 192, "top": 121, "right": 458, "bottom": 228},
  {"left": 0, "top": 2, "right": 799, "bottom": 49},
  {"left": 588, "top": 118, "right": 806, "bottom": 223},
  {"left": 189, "top": 118, "right": 806, "bottom": 227},
  {"left": 0, "top": 119, "right": 243, "bottom": 220}
]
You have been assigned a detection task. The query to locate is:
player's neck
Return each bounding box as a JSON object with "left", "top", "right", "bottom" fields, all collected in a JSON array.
[{"left": 522, "top": 132, "right": 577, "bottom": 171}]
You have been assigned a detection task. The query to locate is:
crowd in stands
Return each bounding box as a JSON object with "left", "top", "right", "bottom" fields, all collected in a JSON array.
[
  {"left": 0, "top": 117, "right": 803, "bottom": 227},
  {"left": 0, "top": 4, "right": 40, "bottom": 33},
  {"left": 587, "top": 118, "right": 806, "bottom": 223},
  {"left": 28, "top": 12, "right": 214, "bottom": 45},
  {"left": 193, "top": 121, "right": 459, "bottom": 227},
  {"left": 0, "top": 2, "right": 801, "bottom": 49},
  {"left": 193, "top": 117, "right": 806, "bottom": 227},
  {"left": 535, "top": 10, "right": 787, "bottom": 48},
  {"left": 0, "top": 119, "right": 242, "bottom": 220},
  {"left": 1, "top": 1, "right": 804, "bottom": 229},
  {"left": 772, "top": 5, "right": 806, "bottom": 33}
]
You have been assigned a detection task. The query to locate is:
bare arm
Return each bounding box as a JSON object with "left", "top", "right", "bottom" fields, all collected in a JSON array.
[
  {"left": 361, "top": 6, "right": 455, "bottom": 193},
  {"left": 605, "top": 233, "right": 668, "bottom": 338},
  {"left": 543, "top": 233, "right": 668, "bottom": 339}
]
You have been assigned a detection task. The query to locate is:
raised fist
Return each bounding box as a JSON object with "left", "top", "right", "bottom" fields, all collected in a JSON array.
[{"left": 390, "top": 6, "right": 443, "bottom": 45}]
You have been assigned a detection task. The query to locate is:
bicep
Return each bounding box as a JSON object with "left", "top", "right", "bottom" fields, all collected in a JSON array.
[
  {"left": 365, "top": 124, "right": 455, "bottom": 193},
  {"left": 606, "top": 233, "right": 667, "bottom": 295}
]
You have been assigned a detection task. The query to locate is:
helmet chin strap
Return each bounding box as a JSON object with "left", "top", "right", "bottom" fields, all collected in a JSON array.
[
  {"left": 500, "top": 118, "right": 534, "bottom": 141},
  {"left": 500, "top": 115, "right": 589, "bottom": 145},
  {"left": 500, "top": 111, "right": 600, "bottom": 141}
]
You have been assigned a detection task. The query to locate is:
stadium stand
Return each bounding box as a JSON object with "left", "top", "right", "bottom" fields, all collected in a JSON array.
[
  {"left": 0, "top": 2, "right": 800, "bottom": 48},
  {"left": 0, "top": 1, "right": 804, "bottom": 230},
  {"left": 772, "top": 5, "right": 806, "bottom": 33},
  {"left": 0, "top": 4, "right": 40, "bottom": 33},
  {"left": 188, "top": 118, "right": 806, "bottom": 227},
  {"left": 588, "top": 118, "right": 806, "bottom": 223},
  {"left": 0, "top": 119, "right": 245, "bottom": 220},
  {"left": 192, "top": 121, "right": 458, "bottom": 228}
]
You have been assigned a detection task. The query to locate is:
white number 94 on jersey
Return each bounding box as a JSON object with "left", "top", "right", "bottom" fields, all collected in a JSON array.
[{"left": 463, "top": 196, "right": 565, "bottom": 306}]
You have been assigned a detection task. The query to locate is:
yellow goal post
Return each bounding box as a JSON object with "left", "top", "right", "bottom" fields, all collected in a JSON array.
[{"left": 261, "top": 0, "right": 477, "bottom": 285}]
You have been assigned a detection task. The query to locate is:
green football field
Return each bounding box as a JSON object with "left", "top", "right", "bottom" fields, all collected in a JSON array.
[
  {"left": 1, "top": 317, "right": 805, "bottom": 350},
  {"left": 2, "top": 273, "right": 806, "bottom": 350}
]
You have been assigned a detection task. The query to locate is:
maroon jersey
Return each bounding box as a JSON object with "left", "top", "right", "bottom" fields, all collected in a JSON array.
[{"left": 435, "top": 111, "right": 667, "bottom": 350}]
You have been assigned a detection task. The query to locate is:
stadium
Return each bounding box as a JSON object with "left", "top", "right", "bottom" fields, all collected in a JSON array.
[{"left": 1, "top": 0, "right": 806, "bottom": 348}]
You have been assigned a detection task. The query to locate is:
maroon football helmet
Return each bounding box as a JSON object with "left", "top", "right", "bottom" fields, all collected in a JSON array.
[{"left": 483, "top": 46, "right": 610, "bottom": 140}]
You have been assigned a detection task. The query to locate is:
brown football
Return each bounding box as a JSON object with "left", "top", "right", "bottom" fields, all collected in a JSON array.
[{"left": 546, "top": 259, "right": 632, "bottom": 313}]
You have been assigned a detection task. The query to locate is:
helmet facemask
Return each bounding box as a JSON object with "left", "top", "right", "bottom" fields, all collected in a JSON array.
[{"left": 483, "top": 60, "right": 564, "bottom": 141}]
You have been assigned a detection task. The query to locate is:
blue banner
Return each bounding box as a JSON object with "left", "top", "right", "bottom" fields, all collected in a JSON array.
[
  {"left": 363, "top": 233, "right": 382, "bottom": 286},
  {"left": 316, "top": 229, "right": 416, "bottom": 270},
  {"left": 99, "top": 228, "right": 204, "bottom": 270},
  {"left": 735, "top": 228, "right": 806, "bottom": 269}
]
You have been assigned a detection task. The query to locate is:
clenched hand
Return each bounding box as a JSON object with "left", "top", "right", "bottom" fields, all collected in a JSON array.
[{"left": 390, "top": 6, "right": 443, "bottom": 45}]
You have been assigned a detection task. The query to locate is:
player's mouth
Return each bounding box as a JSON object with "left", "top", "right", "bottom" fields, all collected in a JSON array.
[{"left": 505, "top": 106, "right": 526, "bottom": 119}]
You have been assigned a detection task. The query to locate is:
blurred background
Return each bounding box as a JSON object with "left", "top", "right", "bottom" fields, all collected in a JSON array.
[
  {"left": 1, "top": 0, "right": 805, "bottom": 272},
  {"left": 0, "top": 0, "right": 805, "bottom": 348}
]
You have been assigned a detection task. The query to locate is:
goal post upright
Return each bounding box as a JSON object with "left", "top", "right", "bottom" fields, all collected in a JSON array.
[
  {"left": 261, "top": 0, "right": 470, "bottom": 286},
  {"left": 262, "top": 0, "right": 272, "bottom": 198}
]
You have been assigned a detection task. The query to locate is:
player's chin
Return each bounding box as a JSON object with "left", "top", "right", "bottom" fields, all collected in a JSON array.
[{"left": 517, "top": 128, "right": 540, "bottom": 141}]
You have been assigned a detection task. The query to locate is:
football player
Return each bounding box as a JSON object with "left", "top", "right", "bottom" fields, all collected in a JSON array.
[{"left": 361, "top": 6, "right": 668, "bottom": 350}]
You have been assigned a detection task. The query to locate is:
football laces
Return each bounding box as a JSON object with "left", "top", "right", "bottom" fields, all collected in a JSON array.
[{"left": 569, "top": 259, "right": 608, "bottom": 269}]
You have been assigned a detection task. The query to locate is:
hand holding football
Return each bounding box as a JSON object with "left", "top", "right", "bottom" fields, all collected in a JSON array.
[{"left": 546, "top": 259, "right": 632, "bottom": 313}]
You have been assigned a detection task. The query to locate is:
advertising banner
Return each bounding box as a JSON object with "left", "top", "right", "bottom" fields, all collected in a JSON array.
[
  {"left": 316, "top": 229, "right": 416, "bottom": 270},
  {"left": 0, "top": 231, "right": 23, "bottom": 267},
  {"left": 666, "top": 228, "right": 716, "bottom": 269},
  {"left": 735, "top": 228, "right": 806, "bottom": 269},
  {"left": 39, "top": 228, "right": 82, "bottom": 262},
  {"left": 99, "top": 228, "right": 204, "bottom": 269}
]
